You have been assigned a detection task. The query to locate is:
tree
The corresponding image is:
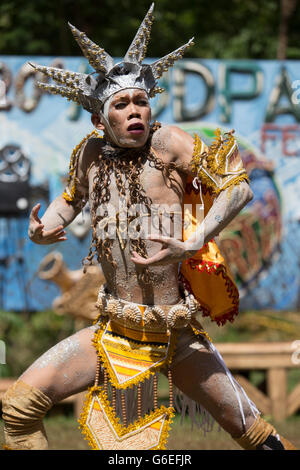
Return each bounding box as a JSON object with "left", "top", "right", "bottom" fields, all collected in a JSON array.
[
  {"left": 277, "top": 0, "right": 298, "bottom": 60},
  {"left": 0, "top": 0, "right": 300, "bottom": 60}
]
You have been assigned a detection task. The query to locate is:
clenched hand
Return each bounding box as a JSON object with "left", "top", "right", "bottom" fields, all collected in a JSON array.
[{"left": 28, "top": 203, "right": 67, "bottom": 245}]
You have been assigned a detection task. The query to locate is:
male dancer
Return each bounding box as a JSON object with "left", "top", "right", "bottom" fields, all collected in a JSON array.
[{"left": 2, "top": 5, "right": 296, "bottom": 451}]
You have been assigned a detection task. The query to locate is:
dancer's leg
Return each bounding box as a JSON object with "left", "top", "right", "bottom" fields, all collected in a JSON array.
[
  {"left": 170, "top": 330, "right": 296, "bottom": 450},
  {"left": 2, "top": 324, "right": 99, "bottom": 450}
]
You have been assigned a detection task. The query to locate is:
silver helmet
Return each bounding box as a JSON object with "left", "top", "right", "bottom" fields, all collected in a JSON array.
[{"left": 29, "top": 3, "right": 194, "bottom": 115}]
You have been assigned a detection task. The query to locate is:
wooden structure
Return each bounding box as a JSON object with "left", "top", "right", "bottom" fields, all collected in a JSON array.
[
  {"left": 0, "top": 341, "right": 299, "bottom": 422},
  {"left": 217, "top": 341, "right": 300, "bottom": 422},
  {"left": 38, "top": 251, "right": 105, "bottom": 322}
]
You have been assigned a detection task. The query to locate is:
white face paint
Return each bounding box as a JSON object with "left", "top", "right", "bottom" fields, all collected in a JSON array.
[
  {"left": 102, "top": 94, "right": 115, "bottom": 120},
  {"left": 99, "top": 94, "right": 120, "bottom": 146},
  {"left": 99, "top": 88, "right": 151, "bottom": 148}
]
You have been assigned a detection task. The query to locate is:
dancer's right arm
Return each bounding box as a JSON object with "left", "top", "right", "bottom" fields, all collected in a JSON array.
[
  {"left": 28, "top": 198, "right": 81, "bottom": 245},
  {"left": 28, "top": 135, "right": 99, "bottom": 245}
]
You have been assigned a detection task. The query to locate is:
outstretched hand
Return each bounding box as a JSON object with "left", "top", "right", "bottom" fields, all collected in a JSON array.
[
  {"left": 28, "top": 203, "right": 67, "bottom": 245},
  {"left": 131, "top": 235, "right": 197, "bottom": 267}
]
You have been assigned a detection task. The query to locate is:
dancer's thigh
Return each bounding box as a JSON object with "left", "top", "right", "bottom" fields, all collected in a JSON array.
[
  {"left": 19, "top": 324, "right": 99, "bottom": 403},
  {"left": 170, "top": 343, "right": 256, "bottom": 437}
]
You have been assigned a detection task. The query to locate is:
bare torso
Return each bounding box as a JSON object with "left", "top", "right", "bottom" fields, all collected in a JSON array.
[{"left": 84, "top": 128, "right": 188, "bottom": 305}]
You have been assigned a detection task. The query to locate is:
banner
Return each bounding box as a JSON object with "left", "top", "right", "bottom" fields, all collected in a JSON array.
[{"left": 0, "top": 56, "right": 299, "bottom": 312}]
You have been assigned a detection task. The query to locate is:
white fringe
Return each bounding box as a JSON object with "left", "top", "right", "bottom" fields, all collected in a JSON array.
[
  {"left": 172, "top": 338, "right": 260, "bottom": 432},
  {"left": 208, "top": 341, "right": 260, "bottom": 425}
]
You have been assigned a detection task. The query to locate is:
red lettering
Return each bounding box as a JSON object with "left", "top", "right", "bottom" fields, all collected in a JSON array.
[{"left": 261, "top": 123, "right": 300, "bottom": 156}]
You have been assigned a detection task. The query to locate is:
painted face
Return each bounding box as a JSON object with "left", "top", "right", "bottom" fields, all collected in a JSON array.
[{"left": 103, "top": 89, "right": 151, "bottom": 148}]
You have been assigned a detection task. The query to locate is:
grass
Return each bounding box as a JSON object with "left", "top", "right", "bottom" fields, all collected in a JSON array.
[{"left": 1, "top": 414, "right": 300, "bottom": 450}]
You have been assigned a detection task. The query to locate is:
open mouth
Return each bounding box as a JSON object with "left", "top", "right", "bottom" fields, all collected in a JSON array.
[{"left": 127, "top": 122, "right": 145, "bottom": 133}]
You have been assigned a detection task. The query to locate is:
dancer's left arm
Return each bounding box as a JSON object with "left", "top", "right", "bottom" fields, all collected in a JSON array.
[
  {"left": 184, "top": 179, "right": 252, "bottom": 254},
  {"left": 131, "top": 127, "right": 253, "bottom": 266}
]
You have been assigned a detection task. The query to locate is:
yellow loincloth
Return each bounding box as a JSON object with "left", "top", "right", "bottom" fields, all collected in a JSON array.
[{"left": 78, "top": 297, "right": 208, "bottom": 451}]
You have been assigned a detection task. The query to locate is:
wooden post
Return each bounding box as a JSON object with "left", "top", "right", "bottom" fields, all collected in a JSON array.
[
  {"left": 287, "top": 383, "right": 300, "bottom": 417},
  {"left": 267, "top": 368, "right": 287, "bottom": 422}
]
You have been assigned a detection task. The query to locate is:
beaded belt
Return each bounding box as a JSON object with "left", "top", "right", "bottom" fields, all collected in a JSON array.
[{"left": 95, "top": 285, "right": 200, "bottom": 333}]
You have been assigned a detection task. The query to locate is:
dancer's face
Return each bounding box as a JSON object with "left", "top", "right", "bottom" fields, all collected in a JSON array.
[{"left": 92, "top": 89, "right": 152, "bottom": 148}]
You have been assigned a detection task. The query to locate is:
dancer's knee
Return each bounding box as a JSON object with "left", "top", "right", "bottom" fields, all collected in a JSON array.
[
  {"left": 2, "top": 380, "right": 53, "bottom": 450},
  {"left": 216, "top": 402, "right": 257, "bottom": 438}
]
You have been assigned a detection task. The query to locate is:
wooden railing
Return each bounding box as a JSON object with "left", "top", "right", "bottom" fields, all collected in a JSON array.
[
  {"left": 1, "top": 341, "right": 299, "bottom": 422},
  {"left": 217, "top": 341, "right": 300, "bottom": 422}
]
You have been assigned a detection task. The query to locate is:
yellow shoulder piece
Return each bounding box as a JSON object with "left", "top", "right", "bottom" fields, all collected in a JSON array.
[
  {"left": 191, "top": 129, "right": 249, "bottom": 195},
  {"left": 62, "top": 129, "right": 101, "bottom": 203}
]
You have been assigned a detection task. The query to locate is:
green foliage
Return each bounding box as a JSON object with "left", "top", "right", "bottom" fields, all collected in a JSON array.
[
  {"left": 0, "top": 310, "right": 75, "bottom": 378},
  {"left": 0, "top": 0, "right": 299, "bottom": 59}
]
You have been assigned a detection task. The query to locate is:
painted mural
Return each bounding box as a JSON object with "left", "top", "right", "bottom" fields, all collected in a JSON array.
[{"left": 0, "top": 56, "right": 299, "bottom": 311}]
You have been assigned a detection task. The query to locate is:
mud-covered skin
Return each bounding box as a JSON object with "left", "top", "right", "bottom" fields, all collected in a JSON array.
[
  {"left": 30, "top": 122, "right": 252, "bottom": 305},
  {"left": 83, "top": 125, "right": 188, "bottom": 305},
  {"left": 81, "top": 125, "right": 251, "bottom": 306}
]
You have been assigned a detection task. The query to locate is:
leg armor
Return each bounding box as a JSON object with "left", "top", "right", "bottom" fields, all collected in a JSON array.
[
  {"left": 234, "top": 415, "right": 297, "bottom": 450},
  {"left": 2, "top": 380, "right": 53, "bottom": 450}
]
